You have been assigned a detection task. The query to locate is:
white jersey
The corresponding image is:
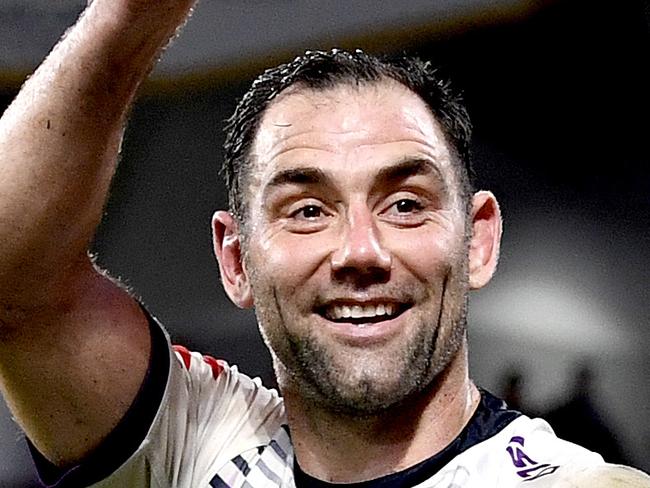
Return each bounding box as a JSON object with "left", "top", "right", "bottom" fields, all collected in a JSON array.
[{"left": 32, "top": 318, "right": 608, "bottom": 488}]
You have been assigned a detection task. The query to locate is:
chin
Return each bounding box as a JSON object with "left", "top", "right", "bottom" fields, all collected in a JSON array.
[
  {"left": 293, "top": 345, "right": 434, "bottom": 416},
  {"left": 325, "top": 379, "right": 421, "bottom": 417}
]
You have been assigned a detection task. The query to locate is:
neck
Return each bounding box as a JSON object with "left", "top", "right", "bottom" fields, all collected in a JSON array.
[{"left": 282, "top": 341, "right": 479, "bottom": 483}]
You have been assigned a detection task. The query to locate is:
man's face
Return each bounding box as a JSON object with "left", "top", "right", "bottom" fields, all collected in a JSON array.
[{"left": 243, "top": 81, "right": 471, "bottom": 414}]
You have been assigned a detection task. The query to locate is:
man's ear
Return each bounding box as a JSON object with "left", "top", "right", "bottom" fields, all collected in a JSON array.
[
  {"left": 212, "top": 211, "right": 254, "bottom": 308},
  {"left": 468, "top": 191, "right": 502, "bottom": 290}
]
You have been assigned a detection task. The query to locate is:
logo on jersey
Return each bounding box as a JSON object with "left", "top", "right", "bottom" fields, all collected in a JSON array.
[{"left": 507, "top": 436, "right": 560, "bottom": 482}]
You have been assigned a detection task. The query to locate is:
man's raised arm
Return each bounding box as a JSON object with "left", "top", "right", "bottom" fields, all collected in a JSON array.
[{"left": 0, "top": 0, "right": 195, "bottom": 466}]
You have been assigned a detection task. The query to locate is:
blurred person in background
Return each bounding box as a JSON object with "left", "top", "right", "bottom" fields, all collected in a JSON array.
[
  {"left": 544, "top": 362, "right": 628, "bottom": 465},
  {"left": 500, "top": 366, "right": 532, "bottom": 415}
]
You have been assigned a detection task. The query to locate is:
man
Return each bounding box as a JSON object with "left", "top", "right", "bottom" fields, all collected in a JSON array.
[{"left": 0, "top": 1, "right": 647, "bottom": 487}]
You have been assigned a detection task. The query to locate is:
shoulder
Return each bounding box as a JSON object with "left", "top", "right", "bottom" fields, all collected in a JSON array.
[
  {"left": 520, "top": 464, "right": 650, "bottom": 488},
  {"left": 165, "top": 343, "right": 286, "bottom": 445},
  {"left": 501, "top": 415, "right": 604, "bottom": 467},
  {"left": 464, "top": 390, "right": 602, "bottom": 473},
  {"left": 146, "top": 344, "right": 288, "bottom": 484},
  {"left": 110, "top": 339, "right": 288, "bottom": 486},
  {"left": 170, "top": 344, "right": 283, "bottom": 413},
  {"left": 435, "top": 392, "right": 606, "bottom": 487}
]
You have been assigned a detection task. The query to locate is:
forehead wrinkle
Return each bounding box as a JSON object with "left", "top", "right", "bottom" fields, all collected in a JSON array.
[
  {"left": 260, "top": 123, "right": 378, "bottom": 163},
  {"left": 263, "top": 130, "right": 444, "bottom": 165},
  {"left": 255, "top": 83, "right": 447, "bottom": 164},
  {"left": 264, "top": 141, "right": 338, "bottom": 165},
  {"left": 350, "top": 137, "right": 453, "bottom": 184},
  {"left": 353, "top": 136, "right": 447, "bottom": 153}
]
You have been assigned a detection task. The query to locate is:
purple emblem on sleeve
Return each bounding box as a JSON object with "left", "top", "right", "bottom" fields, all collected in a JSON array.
[{"left": 507, "top": 436, "right": 560, "bottom": 482}]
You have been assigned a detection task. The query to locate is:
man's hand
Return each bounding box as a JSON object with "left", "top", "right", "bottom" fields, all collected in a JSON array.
[{"left": 0, "top": 0, "right": 197, "bottom": 467}]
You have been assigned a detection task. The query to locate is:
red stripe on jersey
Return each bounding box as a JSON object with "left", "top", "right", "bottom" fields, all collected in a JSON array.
[
  {"left": 173, "top": 345, "right": 192, "bottom": 370},
  {"left": 202, "top": 355, "right": 224, "bottom": 380}
]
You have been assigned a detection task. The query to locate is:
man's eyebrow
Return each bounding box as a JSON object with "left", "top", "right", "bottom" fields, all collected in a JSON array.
[
  {"left": 375, "top": 157, "right": 445, "bottom": 186},
  {"left": 262, "top": 158, "right": 445, "bottom": 197},
  {"left": 263, "top": 167, "right": 332, "bottom": 193}
]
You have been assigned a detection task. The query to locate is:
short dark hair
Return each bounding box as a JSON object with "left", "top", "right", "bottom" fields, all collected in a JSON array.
[{"left": 222, "top": 48, "right": 474, "bottom": 224}]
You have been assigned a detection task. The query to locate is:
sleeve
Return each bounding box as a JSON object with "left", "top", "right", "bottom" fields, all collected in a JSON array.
[
  {"left": 30, "top": 312, "right": 285, "bottom": 488},
  {"left": 500, "top": 416, "right": 607, "bottom": 487}
]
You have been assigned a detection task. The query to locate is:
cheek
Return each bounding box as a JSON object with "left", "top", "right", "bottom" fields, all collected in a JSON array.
[
  {"left": 387, "top": 228, "right": 463, "bottom": 280},
  {"left": 251, "top": 229, "right": 336, "bottom": 289}
]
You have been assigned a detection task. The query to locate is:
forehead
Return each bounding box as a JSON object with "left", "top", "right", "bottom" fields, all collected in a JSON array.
[{"left": 249, "top": 80, "right": 455, "bottom": 184}]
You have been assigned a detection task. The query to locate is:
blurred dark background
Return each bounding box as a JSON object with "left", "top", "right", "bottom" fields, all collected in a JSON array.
[{"left": 0, "top": 0, "right": 648, "bottom": 485}]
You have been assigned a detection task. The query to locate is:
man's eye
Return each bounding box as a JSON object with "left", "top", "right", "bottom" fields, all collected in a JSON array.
[
  {"left": 292, "top": 204, "right": 323, "bottom": 220},
  {"left": 392, "top": 199, "right": 423, "bottom": 214}
]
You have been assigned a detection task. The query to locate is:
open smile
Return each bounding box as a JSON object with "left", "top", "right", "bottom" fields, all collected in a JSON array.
[{"left": 316, "top": 301, "right": 411, "bottom": 326}]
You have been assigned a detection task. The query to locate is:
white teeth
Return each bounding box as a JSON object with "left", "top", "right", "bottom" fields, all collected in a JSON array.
[
  {"left": 326, "top": 303, "right": 398, "bottom": 321},
  {"left": 351, "top": 305, "right": 363, "bottom": 318}
]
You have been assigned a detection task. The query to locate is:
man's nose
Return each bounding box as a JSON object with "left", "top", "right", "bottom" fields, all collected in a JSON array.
[{"left": 330, "top": 206, "right": 392, "bottom": 277}]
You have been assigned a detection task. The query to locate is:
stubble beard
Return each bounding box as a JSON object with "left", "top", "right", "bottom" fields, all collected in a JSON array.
[{"left": 252, "top": 270, "right": 470, "bottom": 418}]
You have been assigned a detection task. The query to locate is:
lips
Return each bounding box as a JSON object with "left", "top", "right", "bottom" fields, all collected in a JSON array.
[{"left": 317, "top": 301, "right": 409, "bottom": 325}]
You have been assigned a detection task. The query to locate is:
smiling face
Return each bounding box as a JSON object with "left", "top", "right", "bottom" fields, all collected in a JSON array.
[{"left": 215, "top": 80, "right": 497, "bottom": 415}]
